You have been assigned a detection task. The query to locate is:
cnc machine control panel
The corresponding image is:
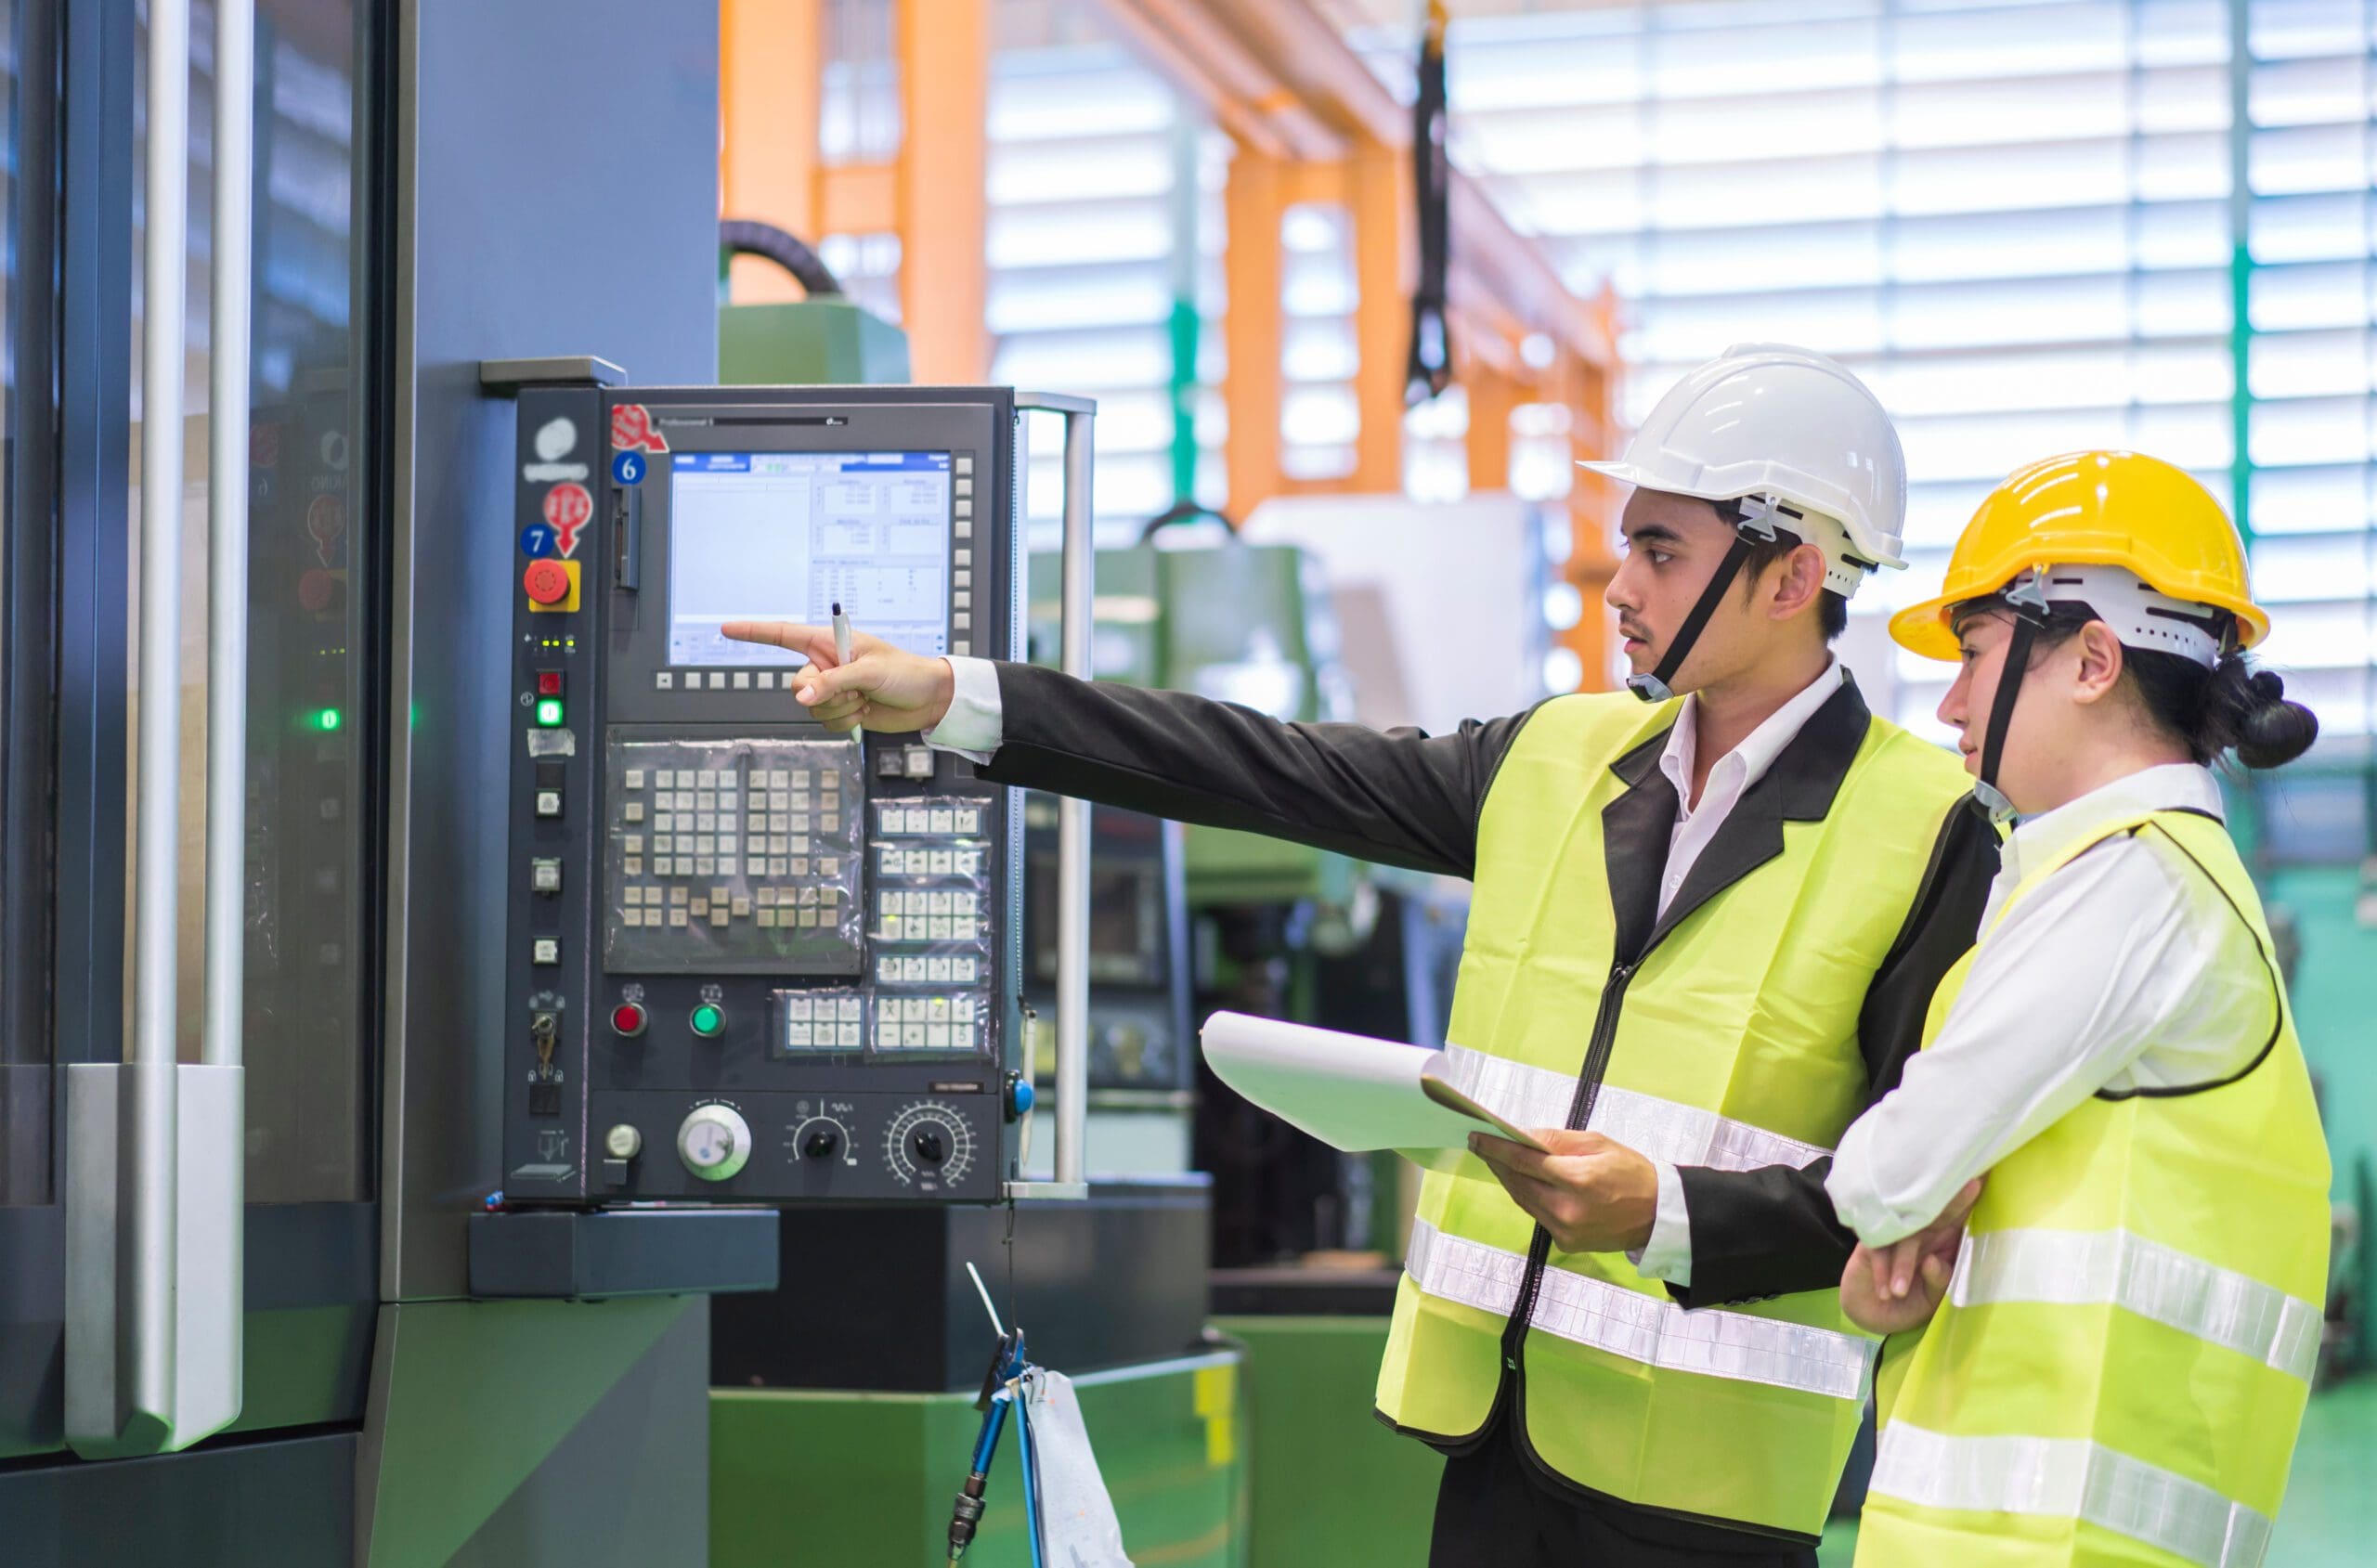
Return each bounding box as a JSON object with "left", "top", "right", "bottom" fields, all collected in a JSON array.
[{"left": 499, "top": 384, "right": 1025, "bottom": 1205}]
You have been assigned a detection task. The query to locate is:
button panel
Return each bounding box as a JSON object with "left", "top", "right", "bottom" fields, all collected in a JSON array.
[
  {"left": 864, "top": 794, "right": 995, "bottom": 1058},
  {"left": 502, "top": 386, "right": 1015, "bottom": 1208},
  {"left": 771, "top": 989, "right": 866, "bottom": 1054},
  {"left": 604, "top": 735, "right": 864, "bottom": 977}
]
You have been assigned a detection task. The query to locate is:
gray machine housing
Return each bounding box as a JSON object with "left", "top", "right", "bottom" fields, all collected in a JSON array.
[{"left": 498, "top": 382, "right": 1027, "bottom": 1205}]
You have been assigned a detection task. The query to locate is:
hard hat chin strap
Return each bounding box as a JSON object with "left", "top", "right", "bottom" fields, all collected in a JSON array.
[
  {"left": 1973, "top": 577, "right": 2050, "bottom": 822},
  {"left": 1627, "top": 497, "right": 1783, "bottom": 705}
]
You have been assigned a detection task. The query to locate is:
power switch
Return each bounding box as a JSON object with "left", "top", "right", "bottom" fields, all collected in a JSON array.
[{"left": 536, "top": 670, "right": 564, "bottom": 697}]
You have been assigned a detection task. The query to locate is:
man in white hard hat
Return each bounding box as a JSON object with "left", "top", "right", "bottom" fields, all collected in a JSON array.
[{"left": 725, "top": 344, "right": 1997, "bottom": 1566}]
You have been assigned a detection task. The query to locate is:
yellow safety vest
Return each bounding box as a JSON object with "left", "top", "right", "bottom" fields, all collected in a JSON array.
[
  {"left": 1857, "top": 808, "right": 2331, "bottom": 1568},
  {"left": 1373, "top": 683, "right": 1977, "bottom": 1538}
]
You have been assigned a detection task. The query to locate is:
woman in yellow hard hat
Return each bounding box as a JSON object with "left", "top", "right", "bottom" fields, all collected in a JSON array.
[{"left": 1821, "top": 450, "right": 2331, "bottom": 1566}]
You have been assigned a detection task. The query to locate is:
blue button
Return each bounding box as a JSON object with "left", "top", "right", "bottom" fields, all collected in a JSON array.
[
  {"left": 612, "top": 450, "right": 647, "bottom": 486},
  {"left": 1007, "top": 1078, "right": 1036, "bottom": 1121},
  {"left": 519, "top": 523, "right": 557, "bottom": 558}
]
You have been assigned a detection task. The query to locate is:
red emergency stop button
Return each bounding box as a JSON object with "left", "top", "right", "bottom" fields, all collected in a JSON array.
[
  {"left": 612, "top": 1002, "right": 647, "bottom": 1038},
  {"left": 524, "top": 559, "right": 573, "bottom": 605}
]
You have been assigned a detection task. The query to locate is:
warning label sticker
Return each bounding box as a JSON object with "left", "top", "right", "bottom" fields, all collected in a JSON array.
[
  {"left": 610, "top": 404, "right": 669, "bottom": 454},
  {"left": 542, "top": 482, "right": 593, "bottom": 557}
]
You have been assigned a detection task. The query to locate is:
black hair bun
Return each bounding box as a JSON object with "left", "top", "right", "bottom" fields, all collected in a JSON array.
[{"left": 2230, "top": 666, "right": 2318, "bottom": 770}]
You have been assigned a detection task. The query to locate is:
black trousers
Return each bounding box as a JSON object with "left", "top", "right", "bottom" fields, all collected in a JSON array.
[{"left": 1428, "top": 1418, "right": 1820, "bottom": 1568}]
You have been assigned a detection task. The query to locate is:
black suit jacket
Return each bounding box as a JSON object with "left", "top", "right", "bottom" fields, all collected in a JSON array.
[{"left": 976, "top": 661, "right": 1998, "bottom": 1308}]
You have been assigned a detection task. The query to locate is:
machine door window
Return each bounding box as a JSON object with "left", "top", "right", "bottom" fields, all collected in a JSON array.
[{"left": 126, "top": 0, "right": 380, "bottom": 1202}]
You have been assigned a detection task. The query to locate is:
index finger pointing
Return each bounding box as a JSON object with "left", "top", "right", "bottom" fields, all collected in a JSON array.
[{"left": 722, "top": 621, "right": 835, "bottom": 663}]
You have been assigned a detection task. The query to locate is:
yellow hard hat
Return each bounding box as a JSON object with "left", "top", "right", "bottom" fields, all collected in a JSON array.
[{"left": 1889, "top": 450, "right": 2267, "bottom": 662}]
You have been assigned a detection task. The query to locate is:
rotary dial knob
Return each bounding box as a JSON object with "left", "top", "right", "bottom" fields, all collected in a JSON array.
[
  {"left": 677, "top": 1104, "right": 751, "bottom": 1182},
  {"left": 883, "top": 1102, "right": 974, "bottom": 1188}
]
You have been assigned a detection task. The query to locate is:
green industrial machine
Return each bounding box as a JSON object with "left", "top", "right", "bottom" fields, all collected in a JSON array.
[
  {"left": 718, "top": 296, "right": 911, "bottom": 387},
  {"left": 717, "top": 218, "right": 911, "bottom": 387},
  {"left": 1024, "top": 539, "right": 1368, "bottom": 911},
  {"left": 711, "top": 1352, "right": 1249, "bottom": 1568}
]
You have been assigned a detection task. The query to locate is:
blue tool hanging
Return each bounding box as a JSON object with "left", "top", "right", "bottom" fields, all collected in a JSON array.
[{"left": 944, "top": 1263, "right": 1134, "bottom": 1568}]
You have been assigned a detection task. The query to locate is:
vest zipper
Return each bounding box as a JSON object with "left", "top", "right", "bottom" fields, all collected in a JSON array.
[{"left": 1500, "top": 959, "right": 1637, "bottom": 1372}]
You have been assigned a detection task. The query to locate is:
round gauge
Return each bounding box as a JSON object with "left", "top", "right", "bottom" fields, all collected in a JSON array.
[
  {"left": 883, "top": 1102, "right": 975, "bottom": 1187},
  {"left": 677, "top": 1103, "right": 751, "bottom": 1182}
]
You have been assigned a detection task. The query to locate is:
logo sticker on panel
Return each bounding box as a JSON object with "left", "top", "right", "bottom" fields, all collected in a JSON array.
[
  {"left": 542, "top": 482, "right": 593, "bottom": 557},
  {"left": 610, "top": 404, "right": 669, "bottom": 453}
]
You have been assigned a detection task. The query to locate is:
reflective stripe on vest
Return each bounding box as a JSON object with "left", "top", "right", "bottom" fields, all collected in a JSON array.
[
  {"left": 1438, "top": 1044, "right": 1833, "bottom": 1173},
  {"left": 1405, "top": 1217, "right": 1875, "bottom": 1401},
  {"left": 1950, "top": 1228, "right": 2323, "bottom": 1384},
  {"left": 1869, "top": 1422, "right": 2274, "bottom": 1568}
]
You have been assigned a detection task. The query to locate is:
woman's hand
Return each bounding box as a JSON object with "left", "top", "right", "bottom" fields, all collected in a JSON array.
[
  {"left": 1466, "top": 1130, "right": 1658, "bottom": 1253},
  {"left": 721, "top": 621, "right": 956, "bottom": 732},
  {"left": 1839, "top": 1177, "right": 1982, "bottom": 1336}
]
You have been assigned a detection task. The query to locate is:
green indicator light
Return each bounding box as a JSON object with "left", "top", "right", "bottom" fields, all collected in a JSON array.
[
  {"left": 690, "top": 1004, "right": 725, "bottom": 1038},
  {"left": 313, "top": 707, "right": 343, "bottom": 732},
  {"left": 534, "top": 697, "right": 565, "bottom": 727}
]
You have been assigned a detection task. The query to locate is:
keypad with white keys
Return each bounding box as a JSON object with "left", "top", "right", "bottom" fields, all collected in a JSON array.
[
  {"left": 865, "top": 793, "right": 995, "bottom": 1056},
  {"left": 773, "top": 990, "right": 865, "bottom": 1053},
  {"left": 604, "top": 736, "right": 864, "bottom": 976},
  {"left": 871, "top": 994, "right": 981, "bottom": 1054}
]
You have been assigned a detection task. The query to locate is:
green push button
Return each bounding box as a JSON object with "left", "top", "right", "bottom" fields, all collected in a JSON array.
[{"left": 690, "top": 1004, "right": 726, "bottom": 1039}]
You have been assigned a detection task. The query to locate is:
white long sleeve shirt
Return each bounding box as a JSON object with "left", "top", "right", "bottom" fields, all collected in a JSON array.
[
  {"left": 928, "top": 654, "right": 1851, "bottom": 1287},
  {"left": 1825, "top": 762, "right": 2275, "bottom": 1248}
]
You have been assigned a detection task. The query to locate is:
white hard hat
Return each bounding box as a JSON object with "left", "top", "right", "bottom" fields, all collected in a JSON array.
[{"left": 1582, "top": 343, "right": 1907, "bottom": 597}]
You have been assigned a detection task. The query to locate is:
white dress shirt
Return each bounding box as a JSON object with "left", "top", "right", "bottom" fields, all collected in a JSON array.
[
  {"left": 929, "top": 654, "right": 1853, "bottom": 1289},
  {"left": 1825, "top": 762, "right": 2274, "bottom": 1249}
]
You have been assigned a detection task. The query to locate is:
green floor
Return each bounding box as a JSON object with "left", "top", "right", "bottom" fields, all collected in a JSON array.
[{"left": 1221, "top": 1317, "right": 2377, "bottom": 1567}]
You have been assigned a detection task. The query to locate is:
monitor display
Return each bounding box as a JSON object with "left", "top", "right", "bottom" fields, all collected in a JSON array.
[{"left": 667, "top": 450, "right": 952, "bottom": 667}]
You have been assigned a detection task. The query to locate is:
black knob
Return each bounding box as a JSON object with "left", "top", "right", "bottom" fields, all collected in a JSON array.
[
  {"left": 803, "top": 1129, "right": 840, "bottom": 1160},
  {"left": 910, "top": 1127, "right": 949, "bottom": 1166}
]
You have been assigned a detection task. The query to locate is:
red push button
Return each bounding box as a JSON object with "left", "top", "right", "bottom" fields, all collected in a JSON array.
[
  {"left": 611, "top": 1002, "right": 647, "bottom": 1038},
  {"left": 524, "top": 559, "right": 573, "bottom": 605},
  {"left": 536, "top": 670, "right": 564, "bottom": 697}
]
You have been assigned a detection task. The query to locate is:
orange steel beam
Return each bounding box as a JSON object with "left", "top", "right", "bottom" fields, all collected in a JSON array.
[
  {"left": 720, "top": 0, "right": 823, "bottom": 305},
  {"left": 897, "top": 0, "right": 989, "bottom": 382},
  {"left": 1223, "top": 146, "right": 1288, "bottom": 515},
  {"left": 1130, "top": 0, "right": 1344, "bottom": 161},
  {"left": 1098, "top": 0, "right": 1613, "bottom": 370},
  {"left": 1349, "top": 140, "right": 1410, "bottom": 492},
  {"left": 818, "top": 162, "right": 899, "bottom": 238},
  {"left": 1564, "top": 346, "right": 1620, "bottom": 692},
  {"left": 1465, "top": 364, "right": 1519, "bottom": 493}
]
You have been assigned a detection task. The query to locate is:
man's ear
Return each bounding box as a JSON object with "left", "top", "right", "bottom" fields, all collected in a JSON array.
[{"left": 1762, "top": 541, "right": 1828, "bottom": 623}]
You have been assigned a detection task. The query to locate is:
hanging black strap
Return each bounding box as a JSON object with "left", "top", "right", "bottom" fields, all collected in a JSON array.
[
  {"left": 1629, "top": 534, "right": 1755, "bottom": 703},
  {"left": 1405, "top": 0, "right": 1453, "bottom": 405}
]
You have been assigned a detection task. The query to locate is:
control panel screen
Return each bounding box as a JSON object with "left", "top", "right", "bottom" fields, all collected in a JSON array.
[{"left": 667, "top": 451, "right": 953, "bottom": 668}]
